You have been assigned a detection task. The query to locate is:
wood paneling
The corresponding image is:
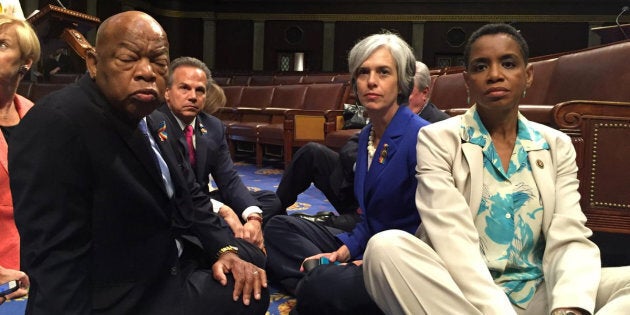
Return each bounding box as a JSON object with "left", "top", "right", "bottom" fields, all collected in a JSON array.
[
  {"left": 158, "top": 16, "right": 203, "bottom": 60},
  {"left": 333, "top": 21, "right": 412, "bottom": 72},
  {"left": 263, "top": 21, "right": 324, "bottom": 72},
  {"left": 216, "top": 20, "right": 253, "bottom": 72}
]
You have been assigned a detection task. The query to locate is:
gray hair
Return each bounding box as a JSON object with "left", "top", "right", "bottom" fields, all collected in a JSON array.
[
  {"left": 414, "top": 61, "right": 430, "bottom": 90},
  {"left": 347, "top": 32, "right": 416, "bottom": 99},
  {"left": 167, "top": 56, "right": 213, "bottom": 87}
]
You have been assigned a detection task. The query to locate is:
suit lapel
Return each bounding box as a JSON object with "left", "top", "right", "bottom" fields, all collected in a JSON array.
[
  {"left": 354, "top": 127, "right": 369, "bottom": 211},
  {"left": 103, "top": 110, "right": 165, "bottom": 192},
  {"left": 363, "top": 107, "right": 409, "bottom": 204},
  {"left": 462, "top": 143, "right": 483, "bottom": 216},
  {"left": 193, "top": 119, "right": 209, "bottom": 182},
  {"left": 528, "top": 149, "right": 556, "bottom": 233}
]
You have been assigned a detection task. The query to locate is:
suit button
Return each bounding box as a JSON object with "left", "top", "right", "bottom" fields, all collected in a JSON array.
[
  {"left": 505, "top": 213, "right": 512, "bottom": 219},
  {"left": 170, "top": 266, "right": 177, "bottom": 275}
]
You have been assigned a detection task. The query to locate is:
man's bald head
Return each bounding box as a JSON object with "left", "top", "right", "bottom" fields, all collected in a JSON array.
[
  {"left": 87, "top": 11, "right": 170, "bottom": 121},
  {"left": 95, "top": 11, "right": 168, "bottom": 52}
]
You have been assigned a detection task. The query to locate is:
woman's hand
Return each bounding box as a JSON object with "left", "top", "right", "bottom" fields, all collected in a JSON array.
[
  {"left": 329, "top": 245, "right": 351, "bottom": 263},
  {"left": 299, "top": 245, "right": 352, "bottom": 272}
]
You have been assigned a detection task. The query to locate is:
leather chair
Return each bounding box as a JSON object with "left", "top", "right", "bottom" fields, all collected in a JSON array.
[
  {"left": 227, "top": 86, "right": 276, "bottom": 160},
  {"left": 249, "top": 75, "right": 275, "bottom": 86},
  {"left": 429, "top": 72, "right": 467, "bottom": 110},
  {"left": 214, "top": 85, "right": 244, "bottom": 126},
  {"left": 256, "top": 84, "right": 309, "bottom": 166},
  {"left": 281, "top": 83, "right": 349, "bottom": 167},
  {"left": 273, "top": 75, "right": 304, "bottom": 85},
  {"left": 302, "top": 74, "right": 335, "bottom": 84}
]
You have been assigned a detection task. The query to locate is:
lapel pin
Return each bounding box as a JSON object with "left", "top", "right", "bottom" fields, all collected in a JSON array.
[
  {"left": 378, "top": 143, "right": 389, "bottom": 164},
  {"left": 157, "top": 121, "right": 168, "bottom": 141},
  {"left": 536, "top": 159, "right": 544, "bottom": 169},
  {"left": 199, "top": 123, "right": 207, "bottom": 135}
]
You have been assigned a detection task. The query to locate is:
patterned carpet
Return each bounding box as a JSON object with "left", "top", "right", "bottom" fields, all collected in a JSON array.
[
  {"left": 0, "top": 161, "right": 331, "bottom": 315},
  {"left": 228, "top": 161, "right": 331, "bottom": 315}
]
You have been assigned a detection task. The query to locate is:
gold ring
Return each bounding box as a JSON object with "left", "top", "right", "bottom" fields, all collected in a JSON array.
[{"left": 252, "top": 270, "right": 259, "bottom": 275}]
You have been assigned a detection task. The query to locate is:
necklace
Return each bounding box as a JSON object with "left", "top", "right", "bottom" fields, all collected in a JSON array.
[{"left": 367, "top": 127, "right": 376, "bottom": 159}]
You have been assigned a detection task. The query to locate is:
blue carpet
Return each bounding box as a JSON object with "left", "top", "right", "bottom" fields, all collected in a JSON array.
[{"left": 0, "top": 162, "right": 331, "bottom": 315}]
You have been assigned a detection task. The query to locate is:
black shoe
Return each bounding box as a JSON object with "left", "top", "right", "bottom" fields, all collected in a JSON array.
[{"left": 291, "top": 211, "right": 333, "bottom": 225}]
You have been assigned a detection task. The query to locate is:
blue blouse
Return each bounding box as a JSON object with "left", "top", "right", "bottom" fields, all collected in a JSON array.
[{"left": 462, "top": 108, "right": 549, "bottom": 308}]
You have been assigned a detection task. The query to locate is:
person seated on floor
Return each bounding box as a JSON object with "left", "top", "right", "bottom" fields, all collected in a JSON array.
[
  {"left": 203, "top": 81, "right": 226, "bottom": 115},
  {"left": 264, "top": 31, "right": 430, "bottom": 315},
  {"left": 0, "top": 13, "right": 39, "bottom": 305},
  {"left": 42, "top": 47, "right": 73, "bottom": 81},
  {"left": 157, "top": 56, "right": 283, "bottom": 250},
  {"left": 276, "top": 60, "right": 449, "bottom": 232},
  {"left": 10, "top": 11, "right": 268, "bottom": 314},
  {"left": 363, "top": 23, "right": 630, "bottom": 315}
]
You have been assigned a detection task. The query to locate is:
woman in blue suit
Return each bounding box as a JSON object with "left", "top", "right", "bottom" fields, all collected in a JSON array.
[{"left": 264, "top": 32, "right": 429, "bottom": 315}]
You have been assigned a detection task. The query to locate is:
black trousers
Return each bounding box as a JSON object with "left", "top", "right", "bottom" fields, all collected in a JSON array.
[
  {"left": 264, "top": 215, "right": 383, "bottom": 315},
  {"left": 175, "top": 237, "right": 270, "bottom": 315},
  {"left": 276, "top": 143, "right": 361, "bottom": 231}
]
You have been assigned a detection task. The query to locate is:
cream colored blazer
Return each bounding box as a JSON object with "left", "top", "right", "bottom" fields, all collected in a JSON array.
[{"left": 414, "top": 115, "right": 601, "bottom": 314}]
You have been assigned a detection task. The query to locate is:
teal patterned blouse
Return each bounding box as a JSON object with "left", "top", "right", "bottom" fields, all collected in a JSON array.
[{"left": 462, "top": 108, "right": 550, "bottom": 309}]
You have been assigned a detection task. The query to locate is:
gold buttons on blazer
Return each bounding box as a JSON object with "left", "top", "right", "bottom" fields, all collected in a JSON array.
[{"left": 536, "top": 159, "right": 544, "bottom": 169}]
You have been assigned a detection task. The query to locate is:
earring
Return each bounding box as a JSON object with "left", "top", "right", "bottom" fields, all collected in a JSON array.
[
  {"left": 522, "top": 89, "right": 527, "bottom": 98},
  {"left": 466, "top": 90, "right": 470, "bottom": 106},
  {"left": 18, "top": 65, "right": 29, "bottom": 75}
]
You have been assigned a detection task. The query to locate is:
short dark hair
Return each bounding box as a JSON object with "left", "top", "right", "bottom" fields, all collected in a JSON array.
[
  {"left": 168, "top": 56, "right": 213, "bottom": 87},
  {"left": 463, "top": 23, "right": 529, "bottom": 68}
]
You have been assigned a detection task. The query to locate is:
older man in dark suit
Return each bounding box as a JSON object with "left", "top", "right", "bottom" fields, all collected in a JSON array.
[
  {"left": 10, "top": 11, "right": 268, "bottom": 314},
  {"left": 157, "top": 57, "right": 283, "bottom": 250}
]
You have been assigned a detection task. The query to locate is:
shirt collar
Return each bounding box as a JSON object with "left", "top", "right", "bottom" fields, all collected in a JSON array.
[
  {"left": 170, "top": 109, "right": 197, "bottom": 131},
  {"left": 460, "top": 105, "right": 549, "bottom": 152}
]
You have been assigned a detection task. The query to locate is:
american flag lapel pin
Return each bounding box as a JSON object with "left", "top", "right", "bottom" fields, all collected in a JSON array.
[
  {"left": 157, "top": 121, "right": 168, "bottom": 141},
  {"left": 199, "top": 122, "right": 207, "bottom": 135}
]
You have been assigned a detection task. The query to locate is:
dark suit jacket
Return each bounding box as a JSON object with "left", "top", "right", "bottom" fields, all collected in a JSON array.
[
  {"left": 9, "top": 75, "right": 237, "bottom": 314},
  {"left": 157, "top": 106, "right": 260, "bottom": 216},
  {"left": 418, "top": 101, "right": 450, "bottom": 123}
]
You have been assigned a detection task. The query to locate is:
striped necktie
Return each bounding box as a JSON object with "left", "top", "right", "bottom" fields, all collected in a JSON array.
[{"left": 139, "top": 119, "right": 174, "bottom": 198}]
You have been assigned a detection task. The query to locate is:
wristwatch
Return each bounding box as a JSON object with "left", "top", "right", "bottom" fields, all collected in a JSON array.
[{"left": 551, "top": 310, "right": 579, "bottom": 315}]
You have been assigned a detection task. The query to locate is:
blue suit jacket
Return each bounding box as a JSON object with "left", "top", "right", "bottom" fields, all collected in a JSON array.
[
  {"left": 157, "top": 106, "right": 260, "bottom": 216},
  {"left": 336, "top": 105, "right": 429, "bottom": 258}
]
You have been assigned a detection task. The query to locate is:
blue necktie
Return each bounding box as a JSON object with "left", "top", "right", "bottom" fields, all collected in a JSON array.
[{"left": 139, "top": 119, "right": 174, "bottom": 198}]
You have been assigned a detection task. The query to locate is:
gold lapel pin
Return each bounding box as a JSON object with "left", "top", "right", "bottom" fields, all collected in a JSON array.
[{"left": 378, "top": 144, "right": 389, "bottom": 164}]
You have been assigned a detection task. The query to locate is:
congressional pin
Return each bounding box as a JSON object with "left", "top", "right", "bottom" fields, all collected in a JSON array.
[
  {"left": 536, "top": 159, "right": 544, "bottom": 169},
  {"left": 378, "top": 144, "right": 389, "bottom": 164}
]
